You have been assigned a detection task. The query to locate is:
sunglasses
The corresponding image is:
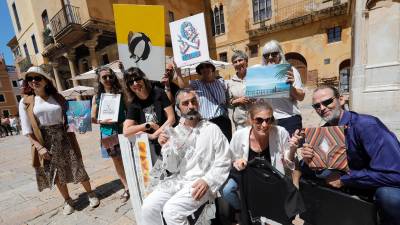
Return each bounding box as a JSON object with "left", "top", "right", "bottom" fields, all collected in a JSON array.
[
  {"left": 312, "top": 97, "right": 335, "bottom": 110},
  {"left": 253, "top": 117, "right": 273, "bottom": 125},
  {"left": 26, "top": 76, "right": 43, "bottom": 82},
  {"left": 128, "top": 77, "right": 143, "bottom": 85},
  {"left": 101, "top": 75, "right": 115, "bottom": 81},
  {"left": 263, "top": 52, "right": 279, "bottom": 58}
]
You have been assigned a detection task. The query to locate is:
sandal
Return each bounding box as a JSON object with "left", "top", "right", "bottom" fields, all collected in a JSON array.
[{"left": 120, "top": 190, "right": 130, "bottom": 203}]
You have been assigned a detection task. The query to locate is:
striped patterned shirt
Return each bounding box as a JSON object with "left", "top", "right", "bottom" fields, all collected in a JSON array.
[{"left": 190, "top": 79, "right": 228, "bottom": 119}]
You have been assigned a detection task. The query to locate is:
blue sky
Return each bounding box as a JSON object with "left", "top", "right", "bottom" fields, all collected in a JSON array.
[{"left": 0, "top": 0, "right": 16, "bottom": 66}]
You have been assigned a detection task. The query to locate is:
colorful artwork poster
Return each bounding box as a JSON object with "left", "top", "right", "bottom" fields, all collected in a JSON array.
[
  {"left": 169, "top": 13, "right": 210, "bottom": 67},
  {"left": 245, "top": 64, "right": 291, "bottom": 98},
  {"left": 119, "top": 133, "right": 153, "bottom": 223},
  {"left": 66, "top": 100, "right": 92, "bottom": 133},
  {"left": 113, "top": 4, "right": 165, "bottom": 81}
]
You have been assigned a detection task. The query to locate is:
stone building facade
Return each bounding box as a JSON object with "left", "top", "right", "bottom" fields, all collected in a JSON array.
[
  {"left": 0, "top": 57, "right": 20, "bottom": 117},
  {"left": 207, "top": 0, "right": 352, "bottom": 93},
  {"left": 6, "top": 0, "right": 205, "bottom": 91}
]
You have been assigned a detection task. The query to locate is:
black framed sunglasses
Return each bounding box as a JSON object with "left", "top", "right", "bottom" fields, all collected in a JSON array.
[
  {"left": 128, "top": 77, "right": 143, "bottom": 85},
  {"left": 254, "top": 117, "right": 274, "bottom": 125},
  {"left": 101, "top": 75, "right": 115, "bottom": 81},
  {"left": 312, "top": 97, "right": 336, "bottom": 110},
  {"left": 26, "top": 76, "right": 43, "bottom": 82},
  {"left": 263, "top": 52, "right": 279, "bottom": 58}
]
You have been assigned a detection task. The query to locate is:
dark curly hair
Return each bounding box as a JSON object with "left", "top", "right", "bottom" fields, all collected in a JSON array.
[
  {"left": 21, "top": 76, "right": 58, "bottom": 96},
  {"left": 95, "top": 66, "right": 123, "bottom": 100},
  {"left": 123, "top": 67, "right": 152, "bottom": 101}
]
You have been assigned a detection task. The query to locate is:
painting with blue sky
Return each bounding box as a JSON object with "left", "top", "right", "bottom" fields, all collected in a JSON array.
[{"left": 245, "top": 64, "right": 291, "bottom": 98}]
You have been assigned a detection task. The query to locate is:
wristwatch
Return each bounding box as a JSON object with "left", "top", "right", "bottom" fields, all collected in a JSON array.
[{"left": 145, "top": 123, "right": 151, "bottom": 131}]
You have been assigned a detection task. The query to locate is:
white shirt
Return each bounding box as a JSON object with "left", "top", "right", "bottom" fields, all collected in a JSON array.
[
  {"left": 19, "top": 96, "right": 63, "bottom": 135},
  {"left": 158, "top": 120, "right": 231, "bottom": 194},
  {"left": 230, "top": 125, "right": 295, "bottom": 174}
]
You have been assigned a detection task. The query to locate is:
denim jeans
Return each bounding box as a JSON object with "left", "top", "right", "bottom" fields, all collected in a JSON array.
[
  {"left": 375, "top": 186, "right": 400, "bottom": 225},
  {"left": 221, "top": 178, "right": 241, "bottom": 210}
]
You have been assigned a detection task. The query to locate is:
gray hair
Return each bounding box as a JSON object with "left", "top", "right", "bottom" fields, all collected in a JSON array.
[
  {"left": 231, "top": 50, "right": 248, "bottom": 63},
  {"left": 261, "top": 40, "right": 287, "bottom": 65}
]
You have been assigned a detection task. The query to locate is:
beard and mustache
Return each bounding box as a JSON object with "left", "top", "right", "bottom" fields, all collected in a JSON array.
[{"left": 181, "top": 109, "right": 201, "bottom": 120}]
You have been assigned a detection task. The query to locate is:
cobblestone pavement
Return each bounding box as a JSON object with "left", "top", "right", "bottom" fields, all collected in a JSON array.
[{"left": 0, "top": 124, "right": 136, "bottom": 225}]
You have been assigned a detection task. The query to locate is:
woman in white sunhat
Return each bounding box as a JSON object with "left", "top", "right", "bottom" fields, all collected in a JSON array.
[{"left": 19, "top": 66, "right": 100, "bottom": 215}]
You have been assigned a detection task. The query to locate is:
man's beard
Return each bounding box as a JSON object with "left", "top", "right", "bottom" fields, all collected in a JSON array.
[
  {"left": 321, "top": 106, "right": 341, "bottom": 124},
  {"left": 181, "top": 110, "right": 201, "bottom": 120}
]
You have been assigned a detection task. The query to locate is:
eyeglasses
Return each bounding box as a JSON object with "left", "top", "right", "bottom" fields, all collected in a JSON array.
[
  {"left": 312, "top": 97, "right": 335, "bottom": 110},
  {"left": 253, "top": 117, "right": 273, "bottom": 125},
  {"left": 128, "top": 77, "right": 143, "bottom": 85},
  {"left": 101, "top": 75, "right": 115, "bottom": 81},
  {"left": 263, "top": 52, "right": 279, "bottom": 58},
  {"left": 26, "top": 76, "right": 43, "bottom": 82}
]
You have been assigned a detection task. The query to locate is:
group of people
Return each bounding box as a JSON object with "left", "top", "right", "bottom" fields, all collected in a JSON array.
[
  {"left": 17, "top": 39, "right": 400, "bottom": 225},
  {"left": 0, "top": 114, "right": 20, "bottom": 137}
]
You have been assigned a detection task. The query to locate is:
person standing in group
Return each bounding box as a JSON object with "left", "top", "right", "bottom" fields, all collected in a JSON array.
[
  {"left": 92, "top": 66, "right": 129, "bottom": 203},
  {"left": 19, "top": 66, "right": 99, "bottom": 215},
  {"left": 226, "top": 50, "right": 253, "bottom": 130},
  {"left": 261, "top": 40, "right": 305, "bottom": 136},
  {"left": 176, "top": 61, "right": 232, "bottom": 140},
  {"left": 123, "top": 67, "right": 175, "bottom": 164}
]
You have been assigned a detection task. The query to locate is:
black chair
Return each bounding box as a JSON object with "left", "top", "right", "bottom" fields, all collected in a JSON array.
[{"left": 299, "top": 179, "right": 378, "bottom": 225}]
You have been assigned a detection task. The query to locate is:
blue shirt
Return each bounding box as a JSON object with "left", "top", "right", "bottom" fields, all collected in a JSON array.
[{"left": 338, "top": 111, "right": 400, "bottom": 188}]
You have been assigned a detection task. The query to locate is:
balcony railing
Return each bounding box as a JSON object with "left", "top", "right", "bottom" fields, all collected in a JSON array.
[
  {"left": 18, "top": 57, "right": 32, "bottom": 73},
  {"left": 50, "top": 4, "right": 81, "bottom": 37},
  {"left": 248, "top": 0, "right": 348, "bottom": 35}
]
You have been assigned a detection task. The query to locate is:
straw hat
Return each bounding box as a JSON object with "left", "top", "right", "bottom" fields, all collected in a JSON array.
[{"left": 22, "top": 66, "right": 53, "bottom": 81}]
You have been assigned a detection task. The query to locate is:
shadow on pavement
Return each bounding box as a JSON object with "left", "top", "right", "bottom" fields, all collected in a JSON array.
[{"left": 74, "top": 179, "right": 123, "bottom": 211}]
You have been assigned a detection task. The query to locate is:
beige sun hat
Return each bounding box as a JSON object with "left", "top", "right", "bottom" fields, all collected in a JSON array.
[{"left": 22, "top": 66, "right": 53, "bottom": 81}]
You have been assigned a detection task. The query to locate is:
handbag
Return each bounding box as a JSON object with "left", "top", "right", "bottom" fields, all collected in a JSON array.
[
  {"left": 304, "top": 126, "right": 349, "bottom": 171},
  {"left": 240, "top": 157, "right": 305, "bottom": 225},
  {"left": 101, "top": 134, "right": 119, "bottom": 150}
]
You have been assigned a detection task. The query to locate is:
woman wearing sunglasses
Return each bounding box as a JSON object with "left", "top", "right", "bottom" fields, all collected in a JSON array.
[
  {"left": 221, "top": 101, "right": 295, "bottom": 221},
  {"left": 92, "top": 66, "right": 129, "bottom": 202},
  {"left": 18, "top": 66, "right": 99, "bottom": 215},
  {"left": 122, "top": 67, "right": 175, "bottom": 164},
  {"left": 261, "top": 40, "right": 305, "bottom": 136}
]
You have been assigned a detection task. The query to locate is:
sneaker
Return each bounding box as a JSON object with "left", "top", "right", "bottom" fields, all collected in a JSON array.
[
  {"left": 88, "top": 191, "right": 100, "bottom": 208},
  {"left": 120, "top": 190, "right": 130, "bottom": 203},
  {"left": 63, "top": 199, "right": 75, "bottom": 215}
]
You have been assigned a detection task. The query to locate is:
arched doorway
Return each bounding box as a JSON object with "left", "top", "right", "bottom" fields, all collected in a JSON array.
[
  {"left": 339, "top": 59, "right": 351, "bottom": 93},
  {"left": 285, "top": 52, "right": 308, "bottom": 84}
]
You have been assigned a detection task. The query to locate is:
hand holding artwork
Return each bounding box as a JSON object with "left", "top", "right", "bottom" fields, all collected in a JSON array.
[
  {"left": 301, "top": 143, "right": 314, "bottom": 164},
  {"left": 192, "top": 179, "right": 209, "bottom": 200},
  {"left": 158, "top": 131, "right": 170, "bottom": 146},
  {"left": 233, "top": 96, "right": 252, "bottom": 106},
  {"left": 286, "top": 69, "right": 295, "bottom": 85},
  {"left": 99, "top": 118, "right": 114, "bottom": 125}
]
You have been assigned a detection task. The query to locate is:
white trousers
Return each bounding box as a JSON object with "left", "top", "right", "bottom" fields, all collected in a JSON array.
[{"left": 141, "top": 184, "right": 210, "bottom": 225}]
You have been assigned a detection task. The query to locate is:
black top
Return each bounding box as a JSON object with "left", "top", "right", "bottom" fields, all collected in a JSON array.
[
  {"left": 248, "top": 146, "right": 271, "bottom": 163},
  {"left": 126, "top": 86, "right": 172, "bottom": 132}
]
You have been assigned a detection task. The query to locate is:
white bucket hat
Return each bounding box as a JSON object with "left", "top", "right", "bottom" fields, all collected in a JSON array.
[{"left": 22, "top": 66, "right": 53, "bottom": 81}]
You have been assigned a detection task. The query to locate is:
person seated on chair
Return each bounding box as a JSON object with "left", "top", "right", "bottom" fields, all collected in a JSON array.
[
  {"left": 222, "top": 101, "right": 296, "bottom": 220},
  {"left": 289, "top": 85, "right": 400, "bottom": 225},
  {"left": 140, "top": 88, "right": 231, "bottom": 225}
]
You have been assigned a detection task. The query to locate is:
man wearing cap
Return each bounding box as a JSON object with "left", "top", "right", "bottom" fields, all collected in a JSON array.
[{"left": 176, "top": 61, "right": 232, "bottom": 140}]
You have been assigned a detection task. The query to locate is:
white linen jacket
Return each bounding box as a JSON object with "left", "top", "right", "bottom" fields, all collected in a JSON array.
[
  {"left": 160, "top": 120, "right": 231, "bottom": 194},
  {"left": 230, "top": 125, "right": 294, "bottom": 175}
]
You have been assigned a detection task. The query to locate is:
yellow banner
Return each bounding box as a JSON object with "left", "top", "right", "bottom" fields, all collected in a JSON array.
[{"left": 113, "top": 4, "right": 165, "bottom": 46}]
